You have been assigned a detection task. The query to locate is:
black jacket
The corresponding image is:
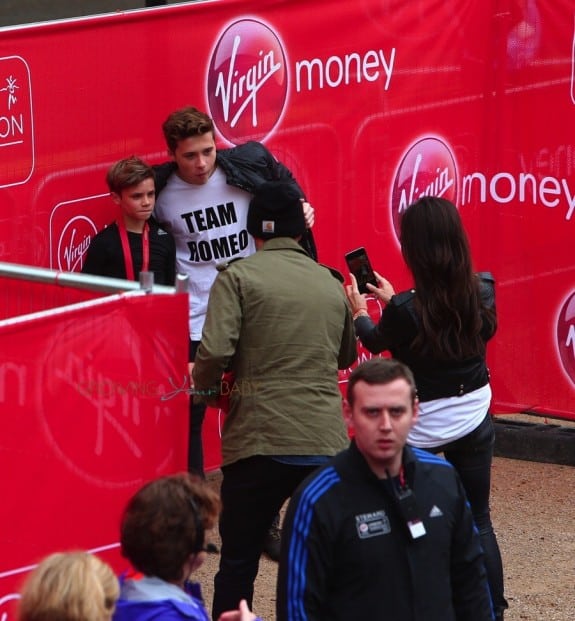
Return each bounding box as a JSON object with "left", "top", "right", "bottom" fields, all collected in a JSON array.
[
  {"left": 81, "top": 220, "right": 176, "bottom": 285},
  {"left": 354, "top": 272, "right": 496, "bottom": 401},
  {"left": 153, "top": 141, "right": 317, "bottom": 261},
  {"left": 277, "top": 442, "right": 494, "bottom": 621}
]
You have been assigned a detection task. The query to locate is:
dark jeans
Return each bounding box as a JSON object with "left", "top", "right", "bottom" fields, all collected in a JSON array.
[
  {"left": 189, "top": 340, "right": 205, "bottom": 478},
  {"left": 430, "top": 413, "right": 508, "bottom": 615},
  {"left": 188, "top": 399, "right": 206, "bottom": 477},
  {"left": 212, "top": 456, "right": 317, "bottom": 620}
]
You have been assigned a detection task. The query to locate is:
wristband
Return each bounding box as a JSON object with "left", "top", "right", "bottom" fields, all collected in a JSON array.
[{"left": 353, "top": 309, "right": 369, "bottom": 320}]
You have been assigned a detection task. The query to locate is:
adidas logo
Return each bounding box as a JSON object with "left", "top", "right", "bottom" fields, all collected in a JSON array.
[
  {"left": 429, "top": 505, "right": 443, "bottom": 518},
  {"left": 157, "top": 228, "right": 169, "bottom": 235}
]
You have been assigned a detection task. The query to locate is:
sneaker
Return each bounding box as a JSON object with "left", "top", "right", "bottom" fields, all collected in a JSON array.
[{"left": 263, "top": 514, "right": 281, "bottom": 562}]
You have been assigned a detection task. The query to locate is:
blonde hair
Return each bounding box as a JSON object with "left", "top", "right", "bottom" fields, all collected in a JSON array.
[{"left": 19, "top": 551, "right": 119, "bottom": 621}]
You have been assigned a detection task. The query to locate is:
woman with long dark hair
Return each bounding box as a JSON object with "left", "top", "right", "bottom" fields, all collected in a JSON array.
[{"left": 345, "top": 196, "right": 507, "bottom": 621}]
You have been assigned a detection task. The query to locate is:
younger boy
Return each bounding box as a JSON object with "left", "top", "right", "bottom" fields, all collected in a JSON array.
[{"left": 82, "top": 156, "right": 175, "bottom": 285}]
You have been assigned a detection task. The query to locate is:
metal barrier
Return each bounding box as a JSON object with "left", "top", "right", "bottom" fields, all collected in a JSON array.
[
  {"left": 0, "top": 261, "right": 190, "bottom": 616},
  {"left": 0, "top": 261, "right": 189, "bottom": 323},
  {"left": 0, "top": 261, "right": 189, "bottom": 294}
]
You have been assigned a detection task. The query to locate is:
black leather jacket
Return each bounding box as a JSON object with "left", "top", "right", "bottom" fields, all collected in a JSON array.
[
  {"left": 153, "top": 141, "right": 317, "bottom": 261},
  {"left": 354, "top": 272, "right": 496, "bottom": 402}
]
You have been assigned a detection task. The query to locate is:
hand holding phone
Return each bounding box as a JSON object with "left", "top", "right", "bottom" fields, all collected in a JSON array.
[{"left": 345, "top": 247, "right": 378, "bottom": 294}]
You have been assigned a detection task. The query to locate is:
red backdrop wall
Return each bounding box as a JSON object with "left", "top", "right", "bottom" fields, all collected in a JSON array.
[{"left": 1, "top": 0, "right": 574, "bottom": 614}]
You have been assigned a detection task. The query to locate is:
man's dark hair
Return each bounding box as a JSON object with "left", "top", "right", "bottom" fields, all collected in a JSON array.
[
  {"left": 162, "top": 106, "right": 215, "bottom": 153},
  {"left": 346, "top": 358, "right": 417, "bottom": 406}
]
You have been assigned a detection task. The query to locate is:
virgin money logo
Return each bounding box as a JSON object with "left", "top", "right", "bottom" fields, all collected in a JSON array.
[
  {"left": 556, "top": 292, "right": 575, "bottom": 384},
  {"left": 207, "top": 19, "right": 288, "bottom": 144},
  {"left": 390, "top": 136, "right": 458, "bottom": 240},
  {"left": 37, "top": 316, "right": 177, "bottom": 487},
  {"left": 0, "top": 56, "right": 34, "bottom": 187},
  {"left": 57, "top": 216, "right": 97, "bottom": 271}
]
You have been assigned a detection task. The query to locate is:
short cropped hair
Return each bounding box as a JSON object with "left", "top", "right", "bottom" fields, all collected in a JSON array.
[
  {"left": 162, "top": 106, "right": 215, "bottom": 152},
  {"left": 120, "top": 473, "right": 221, "bottom": 583},
  {"left": 106, "top": 156, "right": 154, "bottom": 195},
  {"left": 346, "top": 358, "right": 417, "bottom": 406},
  {"left": 18, "top": 551, "right": 119, "bottom": 621}
]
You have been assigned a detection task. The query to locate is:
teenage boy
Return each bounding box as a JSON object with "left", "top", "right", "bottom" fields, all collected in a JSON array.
[
  {"left": 82, "top": 156, "right": 175, "bottom": 285},
  {"left": 153, "top": 106, "right": 316, "bottom": 559}
]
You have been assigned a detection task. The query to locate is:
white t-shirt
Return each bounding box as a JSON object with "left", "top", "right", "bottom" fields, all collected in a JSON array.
[
  {"left": 407, "top": 383, "right": 492, "bottom": 449},
  {"left": 154, "top": 167, "right": 255, "bottom": 340}
]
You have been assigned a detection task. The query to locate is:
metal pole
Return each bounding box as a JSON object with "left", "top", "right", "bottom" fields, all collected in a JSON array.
[
  {"left": 175, "top": 273, "right": 189, "bottom": 294},
  {"left": 0, "top": 261, "right": 177, "bottom": 295}
]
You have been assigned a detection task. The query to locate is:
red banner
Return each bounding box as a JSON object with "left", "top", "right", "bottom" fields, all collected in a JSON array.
[
  {"left": 1, "top": 0, "right": 574, "bottom": 611},
  {"left": 0, "top": 290, "right": 189, "bottom": 616}
]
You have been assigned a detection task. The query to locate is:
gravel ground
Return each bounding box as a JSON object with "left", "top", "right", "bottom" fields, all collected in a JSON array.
[{"left": 196, "top": 456, "right": 575, "bottom": 621}]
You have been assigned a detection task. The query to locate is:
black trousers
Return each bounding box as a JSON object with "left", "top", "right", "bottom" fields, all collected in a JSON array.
[
  {"left": 212, "top": 456, "right": 317, "bottom": 620},
  {"left": 188, "top": 340, "right": 206, "bottom": 477},
  {"left": 430, "top": 413, "right": 508, "bottom": 615}
]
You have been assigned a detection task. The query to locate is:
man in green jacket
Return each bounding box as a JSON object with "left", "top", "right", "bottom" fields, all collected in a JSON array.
[{"left": 192, "top": 180, "right": 357, "bottom": 621}]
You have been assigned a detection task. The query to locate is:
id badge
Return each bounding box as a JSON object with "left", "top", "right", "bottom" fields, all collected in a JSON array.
[
  {"left": 407, "top": 519, "right": 426, "bottom": 539},
  {"left": 397, "top": 487, "right": 427, "bottom": 540}
]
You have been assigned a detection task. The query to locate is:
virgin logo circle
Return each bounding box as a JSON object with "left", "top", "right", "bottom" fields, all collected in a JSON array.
[
  {"left": 207, "top": 19, "right": 288, "bottom": 144},
  {"left": 57, "top": 216, "right": 97, "bottom": 272},
  {"left": 390, "top": 136, "right": 458, "bottom": 240},
  {"left": 0, "top": 593, "right": 21, "bottom": 621},
  {"left": 37, "top": 316, "right": 176, "bottom": 487},
  {"left": 556, "top": 292, "right": 575, "bottom": 384}
]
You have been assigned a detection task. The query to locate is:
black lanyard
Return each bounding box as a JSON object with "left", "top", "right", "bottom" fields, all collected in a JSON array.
[{"left": 387, "top": 465, "right": 427, "bottom": 540}]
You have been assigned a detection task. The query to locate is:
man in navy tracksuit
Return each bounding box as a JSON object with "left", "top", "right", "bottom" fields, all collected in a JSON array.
[{"left": 277, "top": 358, "right": 495, "bottom": 621}]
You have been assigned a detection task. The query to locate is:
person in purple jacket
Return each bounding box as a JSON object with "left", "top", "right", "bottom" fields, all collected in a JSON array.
[{"left": 112, "top": 473, "right": 261, "bottom": 621}]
